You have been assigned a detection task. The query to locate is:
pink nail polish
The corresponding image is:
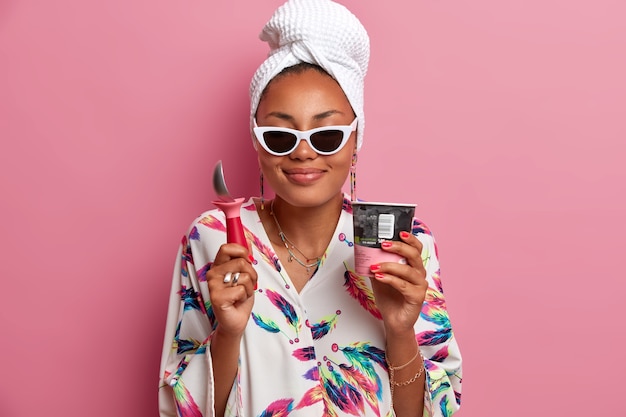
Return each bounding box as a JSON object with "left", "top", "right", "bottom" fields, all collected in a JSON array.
[
  {"left": 370, "top": 264, "right": 381, "bottom": 272},
  {"left": 400, "top": 231, "right": 410, "bottom": 239},
  {"left": 381, "top": 241, "right": 392, "bottom": 249},
  {"left": 374, "top": 273, "right": 385, "bottom": 280}
]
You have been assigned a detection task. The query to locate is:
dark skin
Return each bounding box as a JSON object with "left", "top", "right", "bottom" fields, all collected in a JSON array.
[
  {"left": 208, "top": 68, "right": 428, "bottom": 417},
  {"left": 206, "top": 243, "right": 257, "bottom": 416}
]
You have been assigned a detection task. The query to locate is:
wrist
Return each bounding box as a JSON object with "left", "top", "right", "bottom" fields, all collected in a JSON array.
[
  {"left": 211, "top": 326, "right": 244, "bottom": 347},
  {"left": 384, "top": 327, "right": 416, "bottom": 343},
  {"left": 385, "top": 336, "right": 425, "bottom": 402},
  {"left": 384, "top": 332, "right": 420, "bottom": 370}
]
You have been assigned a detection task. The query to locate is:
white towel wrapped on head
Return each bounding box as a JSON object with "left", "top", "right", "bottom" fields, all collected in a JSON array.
[{"left": 249, "top": 0, "right": 370, "bottom": 151}]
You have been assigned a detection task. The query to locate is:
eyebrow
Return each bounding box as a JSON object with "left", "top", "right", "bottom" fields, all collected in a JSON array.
[{"left": 265, "top": 110, "right": 345, "bottom": 122}]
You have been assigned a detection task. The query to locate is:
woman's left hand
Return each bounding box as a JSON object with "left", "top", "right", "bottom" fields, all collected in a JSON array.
[{"left": 369, "top": 231, "right": 428, "bottom": 335}]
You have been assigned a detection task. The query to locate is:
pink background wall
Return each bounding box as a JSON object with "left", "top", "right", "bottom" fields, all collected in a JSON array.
[{"left": 1, "top": 1, "right": 624, "bottom": 416}]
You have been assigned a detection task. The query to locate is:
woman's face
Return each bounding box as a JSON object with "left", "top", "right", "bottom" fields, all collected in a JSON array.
[{"left": 255, "top": 69, "right": 356, "bottom": 208}]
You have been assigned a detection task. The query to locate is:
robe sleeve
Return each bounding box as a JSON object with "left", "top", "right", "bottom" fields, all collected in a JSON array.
[
  {"left": 158, "top": 235, "right": 216, "bottom": 417},
  {"left": 413, "top": 221, "right": 463, "bottom": 417}
]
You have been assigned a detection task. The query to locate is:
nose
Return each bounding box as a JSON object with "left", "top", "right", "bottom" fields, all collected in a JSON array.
[{"left": 289, "top": 136, "right": 317, "bottom": 159}]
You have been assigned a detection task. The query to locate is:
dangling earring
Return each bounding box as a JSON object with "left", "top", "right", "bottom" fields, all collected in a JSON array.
[
  {"left": 259, "top": 169, "right": 265, "bottom": 210},
  {"left": 350, "top": 150, "right": 358, "bottom": 202}
]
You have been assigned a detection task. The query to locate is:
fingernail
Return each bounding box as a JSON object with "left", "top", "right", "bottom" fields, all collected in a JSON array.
[
  {"left": 381, "top": 241, "right": 392, "bottom": 249},
  {"left": 370, "top": 264, "right": 381, "bottom": 272},
  {"left": 400, "top": 231, "right": 410, "bottom": 239},
  {"left": 248, "top": 254, "right": 255, "bottom": 263},
  {"left": 374, "top": 273, "right": 385, "bottom": 280}
]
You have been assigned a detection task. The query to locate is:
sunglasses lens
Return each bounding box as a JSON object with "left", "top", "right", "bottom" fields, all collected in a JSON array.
[
  {"left": 310, "top": 130, "right": 344, "bottom": 153},
  {"left": 263, "top": 131, "right": 298, "bottom": 154}
]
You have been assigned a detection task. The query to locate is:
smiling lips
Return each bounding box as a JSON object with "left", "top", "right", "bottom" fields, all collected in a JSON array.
[{"left": 283, "top": 168, "right": 326, "bottom": 184}]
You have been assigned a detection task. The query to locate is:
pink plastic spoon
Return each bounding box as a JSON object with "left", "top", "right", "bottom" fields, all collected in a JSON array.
[{"left": 212, "top": 160, "right": 250, "bottom": 253}]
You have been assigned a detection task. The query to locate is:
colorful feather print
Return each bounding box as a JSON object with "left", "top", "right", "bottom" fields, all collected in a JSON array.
[
  {"left": 424, "top": 285, "right": 447, "bottom": 309},
  {"left": 195, "top": 262, "right": 212, "bottom": 283},
  {"left": 338, "top": 363, "right": 381, "bottom": 415},
  {"left": 303, "top": 365, "right": 320, "bottom": 380},
  {"left": 417, "top": 328, "right": 452, "bottom": 346},
  {"left": 198, "top": 214, "right": 227, "bottom": 233},
  {"left": 341, "top": 343, "right": 385, "bottom": 400},
  {"left": 252, "top": 290, "right": 303, "bottom": 340},
  {"left": 246, "top": 229, "right": 281, "bottom": 272},
  {"left": 431, "top": 269, "right": 445, "bottom": 293},
  {"left": 342, "top": 343, "right": 386, "bottom": 369},
  {"left": 182, "top": 236, "right": 194, "bottom": 262},
  {"left": 265, "top": 289, "right": 300, "bottom": 332},
  {"left": 173, "top": 314, "right": 210, "bottom": 354},
  {"left": 430, "top": 381, "right": 452, "bottom": 404},
  {"left": 421, "top": 241, "right": 431, "bottom": 267},
  {"left": 180, "top": 286, "right": 204, "bottom": 313},
  {"left": 175, "top": 338, "right": 203, "bottom": 355},
  {"left": 420, "top": 302, "right": 451, "bottom": 330},
  {"left": 172, "top": 322, "right": 184, "bottom": 354},
  {"left": 412, "top": 218, "right": 433, "bottom": 236},
  {"left": 439, "top": 395, "right": 455, "bottom": 417},
  {"left": 257, "top": 398, "right": 295, "bottom": 417},
  {"left": 172, "top": 377, "right": 203, "bottom": 417},
  {"left": 298, "top": 367, "right": 363, "bottom": 416},
  {"left": 342, "top": 196, "right": 353, "bottom": 214},
  {"left": 296, "top": 384, "right": 336, "bottom": 417},
  {"left": 295, "top": 343, "right": 386, "bottom": 416},
  {"left": 205, "top": 302, "right": 216, "bottom": 330},
  {"left": 308, "top": 313, "right": 340, "bottom": 340},
  {"left": 318, "top": 249, "right": 329, "bottom": 268},
  {"left": 336, "top": 371, "right": 366, "bottom": 415},
  {"left": 429, "top": 345, "right": 450, "bottom": 363},
  {"left": 343, "top": 265, "right": 382, "bottom": 320},
  {"left": 251, "top": 312, "right": 281, "bottom": 334},
  {"left": 179, "top": 236, "right": 193, "bottom": 278},
  {"left": 293, "top": 346, "right": 316, "bottom": 362},
  {"left": 323, "top": 366, "right": 364, "bottom": 415},
  {"left": 243, "top": 202, "right": 257, "bottom": 211},
  {"left": 189, "top": 226, "right": 200, "bottom": 240}
]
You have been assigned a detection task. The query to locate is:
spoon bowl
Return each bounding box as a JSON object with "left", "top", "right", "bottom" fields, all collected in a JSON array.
[{"left": 213, "top": 160, "right": 234, "bottom": 202}]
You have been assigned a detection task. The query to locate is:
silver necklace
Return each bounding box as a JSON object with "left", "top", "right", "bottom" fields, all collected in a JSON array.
[{"left": 270, "top": 200, "right": 322, "bottom": 273}]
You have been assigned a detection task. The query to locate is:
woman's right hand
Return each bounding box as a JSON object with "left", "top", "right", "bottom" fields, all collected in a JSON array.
[{"left": 206, "top": 243, "right": 257, "bottom": 337}]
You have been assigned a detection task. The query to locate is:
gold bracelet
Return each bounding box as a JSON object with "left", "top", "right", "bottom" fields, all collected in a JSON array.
[
  {"left": 387, "top": 349, "right": 420, "bottom": 371},
  {"left": 391, "top": 364, "right": 425, "bottom": 387},
  {"left": 387, "top": 349, "right": 425, "bottom": 401}
]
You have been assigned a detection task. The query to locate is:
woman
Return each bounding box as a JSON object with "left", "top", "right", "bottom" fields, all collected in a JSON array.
[{"left": 159, "top": 1, "right": 462, "bottom": 416}]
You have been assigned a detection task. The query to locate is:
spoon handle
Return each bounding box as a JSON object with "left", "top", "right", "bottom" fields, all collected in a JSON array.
[{"left": 213, "top": 198, "right": 250, "bottom": 252}]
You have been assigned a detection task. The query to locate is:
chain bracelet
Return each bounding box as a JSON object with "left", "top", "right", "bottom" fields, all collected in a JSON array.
[{"left": 387, "top": 349, "right": 425, "bottom": 402}]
